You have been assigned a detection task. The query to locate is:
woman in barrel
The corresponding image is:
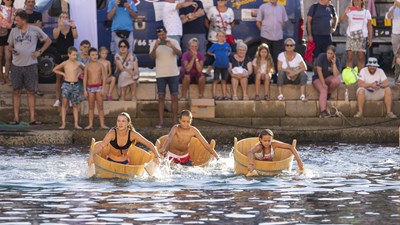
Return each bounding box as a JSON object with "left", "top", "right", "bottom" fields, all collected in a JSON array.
[{"left": 88, "top": 112, "right": 161, "bottom": 165}]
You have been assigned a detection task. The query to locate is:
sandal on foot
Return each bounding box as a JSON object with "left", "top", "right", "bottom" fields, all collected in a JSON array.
[
  {"left": 9, "top": 121, "right": 20, "bottom": 125},
  {"left": 255, "top": 95, "right": 260, "bottom": 101},
  {"left": 213, "top": 96, "right": 221, "bottom": 100},
  {"left": 29, "top": 120, "right": 41, "bottom": 125},
  {"left": 264, "top": 95, "right": 269, "bottom": 101},
  {"left": 223, "top": 96, "right": 230, "bottom": 100}
]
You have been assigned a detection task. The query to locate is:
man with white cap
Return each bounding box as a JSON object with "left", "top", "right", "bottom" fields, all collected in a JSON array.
[{"left": 354, "top": 57, "right": 397, "bottom": 118}]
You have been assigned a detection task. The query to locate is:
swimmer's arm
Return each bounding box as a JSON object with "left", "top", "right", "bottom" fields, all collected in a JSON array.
[
  {"left": 272, "top": 141, "right": 304, "bottom": 170},
  {"left": 160, "top": 125, "right": 178, "bottom": 155},
  {"left": 88, "top": 130, "right": 113, "bottom": 164},
  {"left": 247, "top": 144, "right": 261, "bottom": 172},
  {"left": 132, "top": 131, "right": 161, "bottom": 162},
  {"left": 192, "top": 127, "right": 219, "bottom": 160},
  {"left": 53, "top": 61, "right": 67, "bottom": 77}
]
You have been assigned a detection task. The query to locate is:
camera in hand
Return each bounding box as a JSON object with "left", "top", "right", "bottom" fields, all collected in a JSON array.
[
  {"left": 159, "top": 39, "right": 166, "bottom": 45},
  {"left": 118, "top": 0, "right": 127, "bottom": 7}
]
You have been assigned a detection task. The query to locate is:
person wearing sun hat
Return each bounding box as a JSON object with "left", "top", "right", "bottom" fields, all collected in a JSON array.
[{"left": 354, "top": 57, "right": 397, "bottom": 119}]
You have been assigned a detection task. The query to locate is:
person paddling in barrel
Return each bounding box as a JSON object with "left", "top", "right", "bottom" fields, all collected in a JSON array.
[
  {"left": 159, "top": 110, "right": 219, "bottom": 165},
  {"left": 88, "top": 112, "right": 161, "bottom": 165},
  {"left": 247, "top": 129, "right": 304, "bottom": 172}
]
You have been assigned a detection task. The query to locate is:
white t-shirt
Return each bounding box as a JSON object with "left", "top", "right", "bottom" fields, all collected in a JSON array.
[
  {"left": 163, "top": 2, "right": 182, "bottom": 36},
  {"left": 358, "top": 67, "right": 387, "bottom": 87},
  {"left": 206, "top": 6, "right": 234, "bottom": 43},
  {"left": 149, "top": 38, "right": 181, "bottom": 78},
  {"left": 386, "top": 6, "right": 400, "bottom": 35},
  {"left": 277, "top": 52, "right": 304, "bottom": 70},
  {"left": 346, "top": 9, "right": 372, "bottom": 38}
]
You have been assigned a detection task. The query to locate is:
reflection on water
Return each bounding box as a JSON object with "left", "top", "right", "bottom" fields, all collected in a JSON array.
[{"left": 0, "top": 144, "right": 399, "bottom": 224}]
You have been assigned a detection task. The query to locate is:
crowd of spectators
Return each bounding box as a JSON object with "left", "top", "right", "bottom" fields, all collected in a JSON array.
[{"left": 2, "top": 0, "right": 400, "bottom": 128}]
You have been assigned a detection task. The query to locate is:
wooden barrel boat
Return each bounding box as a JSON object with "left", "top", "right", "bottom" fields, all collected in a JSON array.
[
  {"left": 91, "top": 138, "right": 154, "bottom": 179},
  {"left": 155, "top": 135, "right": 216, "bottom": 167},
  {"left": 233, "top": 137, "right": 296, "bottom": 176}
]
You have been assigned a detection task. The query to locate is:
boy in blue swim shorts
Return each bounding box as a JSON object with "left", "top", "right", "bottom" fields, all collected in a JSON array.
[{"left": 53, "top": 46, "right": 85, "bottom": 129}]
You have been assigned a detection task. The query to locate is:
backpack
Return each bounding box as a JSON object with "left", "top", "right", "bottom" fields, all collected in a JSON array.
[{"left": 342, "top": 67, "right": 359, "bottom": 85}]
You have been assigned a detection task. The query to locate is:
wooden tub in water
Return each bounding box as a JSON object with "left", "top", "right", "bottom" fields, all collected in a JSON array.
[
  {"left": 155, "top": 135, "right": 216, "bottom": 167},
  {"left": 91, "top": 138, "right": 154, "bottom": 178},
  {"left": 233, "top": 137, "right": 296, "bottom": 176}
]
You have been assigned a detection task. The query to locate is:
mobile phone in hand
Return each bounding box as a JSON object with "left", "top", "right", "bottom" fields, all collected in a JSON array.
[
  {"left": 119, "top": 0, "right": 127, "bottom": 7},
  {"left": 159, "top": 39, "right": 166, "bottom": 45}
]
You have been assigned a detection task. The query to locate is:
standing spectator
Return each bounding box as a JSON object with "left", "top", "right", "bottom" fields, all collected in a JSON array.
[
  {"left": 83, "top": 48, "right": 108, "bottom": 130},
  {"left": 0, "top": 0, "right": 15, "bottom": 86},
  {"left": 339, "top": 0, "right": 372, "bottom": 72},
  {"left": 115, "top": 39, "right": 139, "bottom": 101},
  {"left": 276, "top": 38, "right": 308, "bottom": 101},
  {"left": 208, "top": 31, "right": 231, "bottom": 100},
  {"left": 205, "top": 0, "right": 235, "bottom": 48},
  {"left": 179, "top": 0, "right": 206, "bottom": 54},
  {"left": 229, "top": 41, "right": 252, "bottom": 101},
  {"left": 253, "top": 43, "right": 274, "bottom": 101},
  {"left": 386, "top": 0, "right": 400, "bottom": 56},
  {"left": 8, "top": 11, "right": 51, "bottom": 125},
  {"left": 354, "top": 57, "right": 397, "bottom": 119},
  {"left": 22, "top": 0, "right": 44, "bottom": 96},
  {"left": 107, "top": 0, "right": 138, "bottom": 54},
  {"left": 77, "top": 40, "right": 91, "bottom": 95},
  {"left": 163, "top": 0, "right": 195, "bottom": 44},
  {"left": 205, "top": 0, "right": 234, "bottom": 75},
  {"left": 256, "top": 0, "right": 287, "bottom": 82},
  {"left": 98, "top": 47, "right": 116, "bottom": 101},
  {"left": 149, "top": 26, "right": 181, "bottom": 129},
  {"left": 179, "top": 38, "right": 205, "bottom": 100},
  {"left": 52, "top": 12, "right": 78, "bottom": 107},
  {"left": 307, "top": 0, "right": 338, "bottom": 63},
  {"left": 312, "top": 45, "right": 340, "bottom": 118},
  {"left": 52, "top": 46, "right": 84, "bottom": 130}
]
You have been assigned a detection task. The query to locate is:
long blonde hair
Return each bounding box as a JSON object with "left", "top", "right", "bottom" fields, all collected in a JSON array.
[{"left": 254, "top": 43, "right": 274, "bottom": 75}]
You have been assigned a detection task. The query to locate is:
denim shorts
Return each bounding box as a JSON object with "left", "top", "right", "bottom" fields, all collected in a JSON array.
[{"left": 156, "top": 75, "right": 179, "bottom": 96}]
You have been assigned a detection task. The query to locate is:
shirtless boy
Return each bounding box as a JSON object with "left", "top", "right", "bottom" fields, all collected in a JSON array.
[
  {"left": 52, "top": 46, "right": 84, "bottom": 129},
  {"left": 159, "top": 110, "right": 219, "bottom": 165},
  {"left": 83, "top": 48, "right": 108, "bottom": 130},
  {"left": 98, "top": 47, "right": 116, "bottom": 101}
]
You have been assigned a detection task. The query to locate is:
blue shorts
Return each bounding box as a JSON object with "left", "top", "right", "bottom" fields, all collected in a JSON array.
[
  {"left": 61, "top": 82, "right": 81, "bottom": 105},
  {"left": 156, "top": 76, "right": 179, "bottom": 96}
]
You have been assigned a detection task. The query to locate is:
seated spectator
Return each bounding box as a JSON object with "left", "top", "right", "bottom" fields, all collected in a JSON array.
[
  {"left": 312, "top": 45, "right": 340, "bottom": 118},
  {"left": 253, "top": 43, "right": 274, "bottom": 101},
  {"left": 354, "top": 57, "right": 397, "bottom": 119},
  {"left": 115, "top": 39, "right": 139, "bottom": 101},
  {"left": 179, "top": 38, "right": 205, "bottom": 100},
  {"left": 276, "top": 38, "right": 308, "bottom": 101},
  {"left": 229, "top": 41, "right": 252, "bottom": 100}
]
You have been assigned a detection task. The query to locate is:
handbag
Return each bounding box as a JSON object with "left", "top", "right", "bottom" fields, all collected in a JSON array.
[
  {"left": 114, "top": 53, "right": 129, "bottom": 78},
  {"left": 217, "top": 8, "right": 235, "bottom": 45},
  {"left": 342, "top": 66, "right": 358, "bottom": 85},
  {"left": 349, "top": 11, "right": 366, "bottom": 41},
  {"left": 115, "top": 30, "right": 130, "bottom": 39},
  {"left": 284, "top": 52, "right": 298, "bottom": 81}
]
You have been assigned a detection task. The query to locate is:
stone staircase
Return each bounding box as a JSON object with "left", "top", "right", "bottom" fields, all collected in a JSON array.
[{"left": 1, "top": 82, "right": 400, "bottom": 128}]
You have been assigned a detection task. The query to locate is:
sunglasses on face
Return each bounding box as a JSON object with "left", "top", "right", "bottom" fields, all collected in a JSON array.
[
  {"left": 285, "top": 44, "right": 294, "bottom": 47},
  {"left": 368, "top": 60, "right": 378, "bottom": 64}
]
